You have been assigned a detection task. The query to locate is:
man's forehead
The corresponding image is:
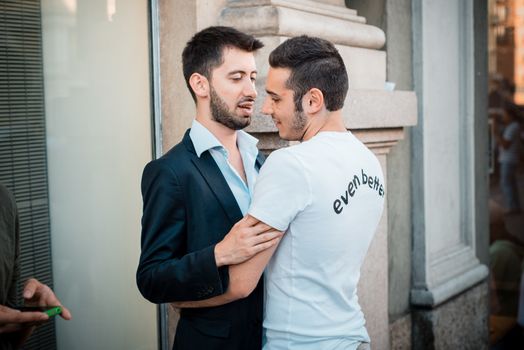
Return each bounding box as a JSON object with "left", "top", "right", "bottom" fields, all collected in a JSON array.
[
  {"left": 217, "top": 46, "right": 257, "bottom": 72},
  {"left": 266, "top": 67, "right": 291, "bottom": 90}
]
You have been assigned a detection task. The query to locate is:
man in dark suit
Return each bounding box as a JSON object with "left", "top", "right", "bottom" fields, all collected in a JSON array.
[{"left": 136, "top": 26, "right": 283, "bottom": 350}]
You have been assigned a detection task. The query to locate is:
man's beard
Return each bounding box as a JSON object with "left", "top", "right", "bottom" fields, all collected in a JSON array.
[
  {"left": 210, "top": 87, "right": 251, "bottom": 130},
  {"left": 292, "top": 109, "right": 307, "bottom": 135},
  {"left": 289, "top": 108, "right": 307, "bottom": 141}
]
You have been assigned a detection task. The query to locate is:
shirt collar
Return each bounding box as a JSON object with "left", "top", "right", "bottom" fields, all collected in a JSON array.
[
  {"left": 237, "top": 127, "right": 259, "bottom": 159},
  {"left": 190, "top": 120, "right": 221, "bottom": 157},
  {"left": 189, "top": 120, "right": 259, "bottom": 158}
]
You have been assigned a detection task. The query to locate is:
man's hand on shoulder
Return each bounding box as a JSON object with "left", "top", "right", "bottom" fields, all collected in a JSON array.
[{"left": 214, "top": 215, "right": 283, "bottom": 266}]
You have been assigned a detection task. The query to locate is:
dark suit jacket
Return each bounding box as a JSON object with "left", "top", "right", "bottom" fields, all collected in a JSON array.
[{"left": 137, "top": 129, "right": 264, "bottom": 350}]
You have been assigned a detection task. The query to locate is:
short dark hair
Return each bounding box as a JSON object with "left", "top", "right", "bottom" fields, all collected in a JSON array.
[
  {"left": 269, "top": 36, "right": 349, "bottom": 112},
  {"left": 182, "top": 26, "right": 264, "bottom": 101}
]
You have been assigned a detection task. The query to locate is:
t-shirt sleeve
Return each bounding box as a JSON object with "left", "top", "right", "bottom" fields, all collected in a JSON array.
[{"left": 248, "top": 149, "right": 311, "bottom": 231}]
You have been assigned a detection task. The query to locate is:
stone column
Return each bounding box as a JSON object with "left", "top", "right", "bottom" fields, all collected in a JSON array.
[
  {"left": 410, "top": 0, "right": 489, "bottom": 348},
  {"left": 220, "top": 1, "right": 417, "bottom": 348}
]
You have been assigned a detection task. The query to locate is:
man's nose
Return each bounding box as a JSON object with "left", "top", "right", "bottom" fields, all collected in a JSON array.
[
  {"left": 261, "top": 96, "right": 272, "bottom": 115},
  {"left": 244, "top": 79, "right": 257, "bottom": 98}
]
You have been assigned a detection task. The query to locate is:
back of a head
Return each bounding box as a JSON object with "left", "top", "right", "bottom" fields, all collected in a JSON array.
[
  {"left": 182, "top": 26, "right": 264, "bottom": 101},
  {"left": 269, "top": 36, "right": 349, "bottom": 112}
]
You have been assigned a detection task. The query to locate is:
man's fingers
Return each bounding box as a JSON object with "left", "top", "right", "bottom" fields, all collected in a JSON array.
[
  {"left": 244, "top": 223, "right": 275, "bottom": 238},
  {"left": 252, "top": 221, "right": 272, "bottom": 233},
  {"left": 253, "top": 230, "right": 283, "bottom": 245},
  {"left": 243, "top": 215, "right": 260, "bottom": 226},
  {"left": 235, "top": 215, "right": 257, "bottom": 228},
  {"left": 0, "top": 310, "right": 48, "bottom": 325},
  {"left": 23, "top": 278, "right": 39, "bottom": 299},
  {"left": 253, "top": 237, "right": 282, "bottom": 253},
  {"left": 15, "top": 311, "right": 48, "bottom": 324},
  {"left": 59, "top": 306, "right": 72, "bottom": 320},
  {"left": 0, "top": 305, "right": 47, "bottom": 324},
  {"left": 34, "top": 295, "right": 72, "bottom": 320}
]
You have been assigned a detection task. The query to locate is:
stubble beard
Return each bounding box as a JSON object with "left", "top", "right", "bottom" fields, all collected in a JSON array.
[
  {"left": 210, "top": 87, "right": 251, "bottom": 130},
  {"left": 290, "top": 108, "right": 307, "bottom": 140}
]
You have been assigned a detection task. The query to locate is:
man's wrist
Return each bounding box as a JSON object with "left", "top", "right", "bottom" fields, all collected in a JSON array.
[{"left": 214, "top": 243, "right": 225, "bottom": 267}]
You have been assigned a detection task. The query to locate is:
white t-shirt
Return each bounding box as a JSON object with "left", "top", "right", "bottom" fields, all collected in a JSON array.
[
  {"left": 499, "top": 121, "right": 522, "bottom": 164},
  {"left": 249, "top": 131, "right": 385, "bottom": 350}
]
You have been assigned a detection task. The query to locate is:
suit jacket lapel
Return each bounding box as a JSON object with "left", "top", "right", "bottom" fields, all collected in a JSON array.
[
  {"left": 255, "top": 152, "right": 265, "bottom": 171},
  {"left": 183, "top": 130, "right": 244, "bottom": 225}
]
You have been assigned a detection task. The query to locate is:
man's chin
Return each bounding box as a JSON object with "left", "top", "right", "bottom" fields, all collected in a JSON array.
[
  {"left": 277, "top": 129, "right": 289, "bottom": 140},
  {"left": 227, "top": 119, "right": 251, "bottom": 131},
  {"left": 277, "top": 129, "right": 301, "bottom": 142},
  {"left": 234, "top": 115, "right": 251, "bottom": 129}
]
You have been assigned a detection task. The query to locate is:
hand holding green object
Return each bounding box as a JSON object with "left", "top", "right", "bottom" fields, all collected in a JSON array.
[{"left": 15, "top": 306, "right": 62, "bottom": 318}]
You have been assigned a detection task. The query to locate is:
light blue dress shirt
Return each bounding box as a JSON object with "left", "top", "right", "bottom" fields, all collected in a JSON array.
[{"left": 189, "top": 120, "right": 259, "bottom": 215}]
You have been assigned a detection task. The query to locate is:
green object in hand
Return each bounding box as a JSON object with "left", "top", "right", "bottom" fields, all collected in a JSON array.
[
  {"left": 44, "top": 306, "right": 62, "bottom": 317},
  {"left": 16, "top": 305, "right": 62, "bottom": 317}
]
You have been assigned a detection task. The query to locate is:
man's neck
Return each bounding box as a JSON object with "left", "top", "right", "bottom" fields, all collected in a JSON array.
[
  {"left": 195, "top": 115, "right": 239, "bottom": 153},
  {"left": 302, "top": 110, "right": 346, "bottom": 141}
]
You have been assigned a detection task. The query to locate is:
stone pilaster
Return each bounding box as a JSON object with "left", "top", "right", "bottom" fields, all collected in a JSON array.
[{"left": 410, "top": 0, "right": 489, "bottom": 347}]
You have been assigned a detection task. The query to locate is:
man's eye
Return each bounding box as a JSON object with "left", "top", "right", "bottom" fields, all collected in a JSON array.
[{"left": 251, "top": 77, "right": 257, "bottom": 82}]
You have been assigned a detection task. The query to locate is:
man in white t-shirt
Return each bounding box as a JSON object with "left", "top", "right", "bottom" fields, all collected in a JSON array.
[{"left": 173, "top": 36, "right": 385, "bottom": 350}]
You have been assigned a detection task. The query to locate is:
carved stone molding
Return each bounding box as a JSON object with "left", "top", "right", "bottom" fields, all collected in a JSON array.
[{"left": 220, "top": 0, "right": 385, "bottom": 49}]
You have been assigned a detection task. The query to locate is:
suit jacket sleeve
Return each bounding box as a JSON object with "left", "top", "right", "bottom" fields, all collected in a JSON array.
[{"left": 136, "top": 159, "right": 228, "bottom": 303}]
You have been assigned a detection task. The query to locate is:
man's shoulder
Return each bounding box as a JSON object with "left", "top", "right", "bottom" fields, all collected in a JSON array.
[
  {"left": 142, "top": 139, "right": 194, "bottom": 179},
  {"left": 265, "top": 134, "right": 332, "bottom": 163},
  {"left": 161, "top": 139, "right": 191, "bottom": 160},
  {"left": 261, "top": 147, "right": 305, "bottom": 177},
  {"left": 265, "top": 146, "right": 295, "bottom": 163}
]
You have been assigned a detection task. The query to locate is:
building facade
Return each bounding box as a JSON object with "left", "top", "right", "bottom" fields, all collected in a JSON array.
[
  {"left": 0, "top": 0, "right": 489, "bottom": 349},
  {"left": 154, "top": 0, "right": 489, "bottom": 348}
]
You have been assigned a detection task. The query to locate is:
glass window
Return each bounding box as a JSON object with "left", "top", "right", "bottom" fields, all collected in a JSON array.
[{"left": 42, "top": 0, "right": 156, "bottom": 348}]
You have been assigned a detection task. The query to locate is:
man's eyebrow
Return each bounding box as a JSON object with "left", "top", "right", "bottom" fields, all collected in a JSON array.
[{"left": 227, "top": 70, "right": 258, "bottom": 75}]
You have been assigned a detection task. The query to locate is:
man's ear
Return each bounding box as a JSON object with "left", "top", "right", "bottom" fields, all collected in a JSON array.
[
  {"left": 189, "top": 73, "right": 209, "bottom": 98},
  {"left": 303, "top": 88, "right": 324, "bottom": 114}
]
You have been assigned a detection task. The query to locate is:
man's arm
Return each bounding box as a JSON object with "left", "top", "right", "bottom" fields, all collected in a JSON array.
[
  {"left": 214, "top": 217, "right": 282, "bottom": 267},
  {"left": 172, "top": 216, "right": 280, "bottom": 308},
  {"left": 136, "top": 161, "right": 282, "bottom": 303},
  {"left": 172, "top": 149, "right": 310, "bottom": 308},
  {"left": 0, "top": 278, "right": 71, "bottom": 347}
]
